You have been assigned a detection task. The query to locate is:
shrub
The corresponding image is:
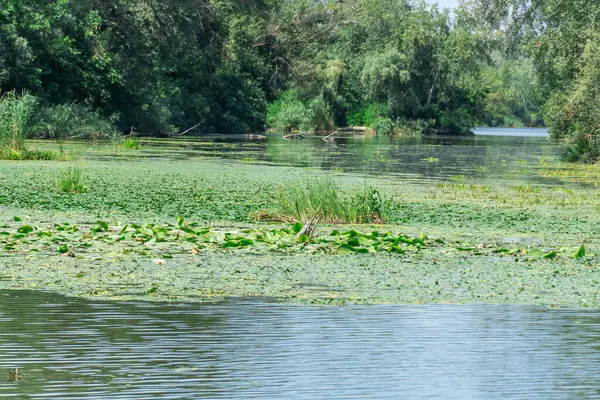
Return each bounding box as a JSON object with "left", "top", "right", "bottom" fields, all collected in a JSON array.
[
  {"left": 30, "top": 103, "right": 118, "bottom": 140},
  {"left": 346, "top": 103, "right": 387, "bottom": 127},
  {"left": 273, "top": 178, "right": 389, "bottom": 224},
  {"left": 59, "top": 167, "right": 86, "bottom": 194},
  {"left": 0, "top": 91, "right": 37, "bottom": 153},
  {"left": 267, "top": 89, "right": 333, "bottom": 133},
  {"left": 308, "top": 97, "right": 334, "bottom": 132}
]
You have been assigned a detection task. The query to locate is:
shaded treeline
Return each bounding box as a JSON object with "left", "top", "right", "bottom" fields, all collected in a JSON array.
[
  {"left": 1, "top": 0, "right": 598, "bottom": 161},
  {"left": 0, "top": 0, "right": 535, "bottom": 137},
  {"left": 468, "top": 0, "right": 600, "bottom": 161}
]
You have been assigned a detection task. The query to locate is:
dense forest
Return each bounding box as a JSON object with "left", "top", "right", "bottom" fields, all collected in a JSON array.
[{"left": 0, "top": 0, "right": 598, "bottom": 160}]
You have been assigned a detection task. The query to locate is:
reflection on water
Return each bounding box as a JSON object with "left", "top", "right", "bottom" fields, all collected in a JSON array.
[
  {"left": 134, "top": 128, "right": 560, "bottom": 183},
  {"left": 35, "top": 127, "right": 561, "bottom": 184},
  {"left": 1, "top": 290, "right": 600, "bottom": 399},
  {"left": 475, "top": 127, "right": 549, "bottom": 137}
]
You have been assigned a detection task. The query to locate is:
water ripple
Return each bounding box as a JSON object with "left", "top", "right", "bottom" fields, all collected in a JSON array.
[{"left": 1, "top": 290, "right": 600, "bottom": 399}]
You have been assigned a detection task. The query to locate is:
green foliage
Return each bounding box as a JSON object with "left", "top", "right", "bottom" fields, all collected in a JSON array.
[
  {"left": 30, "top": 104, "right": 118, "bottom": 140},
  {"left": 346, "top": 104, "right": 387, "bottom": 127},
  {"left": 0, "top": 0, "right": 271, "bottom": 135},
  {"left": 267, "top": 90, "right": 313, "bottom": 132},
  {"left": 114, "top": 137, "right": 141, "bottom": 150},
  {"left": 2, "top": 148, "right": 70, "bottom": 161},
  {"left": 59, "top": 167, "right": 86, "bottom": 194},
  {"left": 0, "top": 91, "right": 37, "bottom": 153},
  {"left": 275, "top": 178, "right": 389, "bottom": 224},
  {"left": 264, "top": 0, "right": 487, "bottom": 135},
  {"left": 471, "top": 0, "right": 600, "bottom": 161},
  {"left": 267, "top": 90, "right": 333, "bottom": 133},
  {"left": 479, "top": 58, "right": 544, "bottom": 127}
]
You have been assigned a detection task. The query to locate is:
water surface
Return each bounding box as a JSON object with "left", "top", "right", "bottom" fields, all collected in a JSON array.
[{"left": 1, "top": 290, "right": 600, "bottom": 399}]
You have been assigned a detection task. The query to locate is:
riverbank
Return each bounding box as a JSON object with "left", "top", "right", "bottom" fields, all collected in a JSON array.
[{"left": 1, "top": 138, "right": 599, "bottom": 306}]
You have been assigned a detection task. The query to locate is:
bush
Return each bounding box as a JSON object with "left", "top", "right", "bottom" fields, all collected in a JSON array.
[
  {"left": 0, "top": 91, "right": 37, "bottom": 153},
  {"left": 267, "top": 89, "right": 333, "bottom": 133},
  {"left": 438, "top": 106, "right": 476, "bottom": 135},
  {"left": 346, "top": 103, "right": 387, "bottom": 127},
  {"left": 274, "top": 178, "right": 389, "bottom": 224},
  {"left": 30, "top": 103, "right": 118, "bottom": 140}
]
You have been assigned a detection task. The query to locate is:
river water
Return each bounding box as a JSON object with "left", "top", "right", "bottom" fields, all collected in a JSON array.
[
  {"left": 125, "top": 127, "right": 560, "bottom": 185},
  {"left": 1, "top": 290, "right": 600, "bottom": 399}
]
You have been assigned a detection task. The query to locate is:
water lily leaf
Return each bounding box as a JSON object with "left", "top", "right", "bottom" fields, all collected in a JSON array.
[
  {"left": 353, "top": 247, "right": 369, "bottom": 254},
  {"left": 292, "top": 223, "right": 303, "bottom": 234},
  {"left": 388, "top": 245, "right": 405, "bottom": 254},
  {"left": 177, "top": 216, "right": 184, "bottom": 227},
  {"left": 13, "top": 216, "right": 21, "bottom": 222},
  {"left": 238, "top": 239, "right": 254, "bottom": 246},
  {"left": 543, "top": 251, "right": 558, "bottom": 259},
  {"left": 346, "top": 238, "right": 360, "bottom": 247},
  {"left": 574, "top": 245, "right": 586, "bottom": 259},
  {"left": 358, "top": 237, "right": 376, "bottom": 247},
  {"left": 17, "top": 226, "right": 34, "bottom": 234},
  {"left": 527, "top": 249, "right": 544, "bottom": 258},
  {"left": 57, "top": 245, "right": 69, "bottom": 254},
  {"left": 97, "top": 221, "right": 109, "bottom": 231},
  {"left": 180, "top": 227, "right": 196, "bottom": 235},
  {"left": 336, "top": 244, "right": 354, "bottom": 254},
  {"left": 330, "top": 230, "right": 341, "bottom": 236},
  {"left": 298, "top": 234, "right": 310, "bottom": 243},
  {"left": 139, "top": 228, "right": 154, "bottom": 237},
  {"left": 222, "top": 241, "right": 241, "bottom": 248}
]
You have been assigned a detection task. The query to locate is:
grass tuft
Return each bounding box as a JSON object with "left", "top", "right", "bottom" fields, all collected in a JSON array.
[
  {"left": 59, "top": 167, "right": 87, "bottom": 194},
  {"left": 271, "top": 178, "right": 389, "bottom": 224},
  {"left": 0, "top": 91, "right": 37, "bottom": 154},
  {"left": 114, "top": 136, "right": 141, "bottom": 150}
]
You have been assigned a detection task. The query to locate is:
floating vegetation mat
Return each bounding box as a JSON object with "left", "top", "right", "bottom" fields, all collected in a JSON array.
[{"left": 0, "top": 217, "right": 593, "bottom": 262}]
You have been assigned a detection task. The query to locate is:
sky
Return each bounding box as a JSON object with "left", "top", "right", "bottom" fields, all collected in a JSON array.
[{"left": 426, "top": 0, "right": 460, "bottom": 9}]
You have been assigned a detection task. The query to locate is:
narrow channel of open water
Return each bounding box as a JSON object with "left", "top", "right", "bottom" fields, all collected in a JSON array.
[
  {"left": 2, "top": 290, "right": 600, "bottom": 399},
  {"left": 133, "top": 127, "right": 560, "bottom": 184}
]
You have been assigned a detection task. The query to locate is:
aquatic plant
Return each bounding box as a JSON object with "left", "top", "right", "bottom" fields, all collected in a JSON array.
[
  {"left": 30, "top": 103, "right": 118, "bottom": 140},
  {"left": 59, "top": 167, "right": 86, "bottom": 194},
  {"left": 0, "top": 91, "right": 37, "bottom": 155},
  {"left": 3, "top": 148, "right": 72, "bottom": 161},
  {"left": 273, "top": 178, "right": 389, "bottom": 224},
  {"left": 0, "top": 218, "right": 592, "bottom": 262},
  {"left": 114, "top": 137, "right": 141, "bottom": 150}
]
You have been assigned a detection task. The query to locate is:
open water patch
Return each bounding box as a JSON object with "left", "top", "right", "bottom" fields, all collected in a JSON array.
[{"left": 1, "top": 290, "right": 600, "bottom": 398}]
